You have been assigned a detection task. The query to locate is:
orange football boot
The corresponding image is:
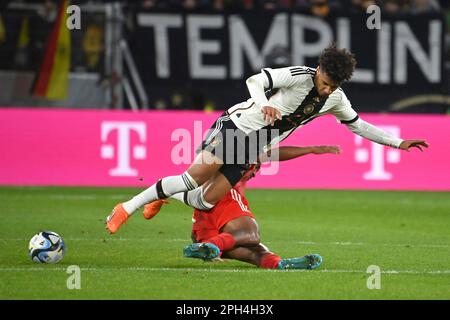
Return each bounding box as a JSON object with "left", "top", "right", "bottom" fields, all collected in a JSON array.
[
  {"left": 106, "top": 203, "right": 129, "bottom": 234},
  {"left": 143, "top": 199, "right": 168, "bottom": 220}
]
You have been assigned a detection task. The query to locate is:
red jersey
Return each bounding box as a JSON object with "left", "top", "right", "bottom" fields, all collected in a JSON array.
[{"left": 192, "top": 188, "right": 255, "bottom": 242}]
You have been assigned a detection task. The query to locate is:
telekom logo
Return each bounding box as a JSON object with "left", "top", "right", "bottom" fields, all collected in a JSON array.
[
  {"left": 101, "top": 121, "right": 147, "bottom": 176},
  {"left": 355, "top": 126, "right": 401, "bottom": 180}
]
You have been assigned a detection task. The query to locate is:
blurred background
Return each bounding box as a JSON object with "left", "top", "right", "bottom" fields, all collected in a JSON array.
[{"left": 0, "top": 0, "right": 448, "bottom": 113}]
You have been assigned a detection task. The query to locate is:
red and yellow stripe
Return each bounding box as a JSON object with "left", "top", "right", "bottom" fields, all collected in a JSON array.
[{"left": 32, "top": 0, "right": 71, "bottom": 100}]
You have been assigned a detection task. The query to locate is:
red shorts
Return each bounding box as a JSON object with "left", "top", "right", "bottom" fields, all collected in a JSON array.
[{"left": 192, "top": 188, "right": 255, "bottom": 242}]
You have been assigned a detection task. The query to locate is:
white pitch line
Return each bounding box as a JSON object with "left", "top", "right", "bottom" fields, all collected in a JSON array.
[
  {"left": 0, "top": 267, "right": 449, "bottom": 275},
  {"left": 295, "top": 241, "right": 450, "bottom": 249},
  {"left": 3, "top": 238, "right": 448, "bottom": 249},
  {"left": 1, "top": 238, "right": 190, "bottom": 242}
]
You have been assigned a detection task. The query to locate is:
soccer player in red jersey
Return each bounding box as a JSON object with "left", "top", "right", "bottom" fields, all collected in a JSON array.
[{"left": 146, "top": 145, "right": 340, "bottom": 269}]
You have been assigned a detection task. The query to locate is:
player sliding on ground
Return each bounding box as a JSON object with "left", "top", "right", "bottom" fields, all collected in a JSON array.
[
  {"left": 145, "top": 145, "right": 340, "bottom": 270},
  {"left": 106, "top": 44, "right": 428, "bottom": 234}
]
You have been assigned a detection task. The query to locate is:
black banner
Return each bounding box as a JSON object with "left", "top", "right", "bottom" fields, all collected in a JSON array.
[
  {"left": 129, "top": 11, "right": 447, "bottom": 113},
  {"left": 0, "top": 8, "right": 105, "bottom": 74}
]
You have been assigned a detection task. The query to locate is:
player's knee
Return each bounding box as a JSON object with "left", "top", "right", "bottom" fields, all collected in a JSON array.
[
  {"left": 203, "top": 187, "right": 227, "bottom": 205},
  {"left": 203, "top": 193, "right": 219, "bottom": 205},
  {"left": 187, "top": 161, "right": 221, "bottom": 186},
  {"left": 243, "top": 232, "right": 260, "bottom": 246},
  {"left": 185, "top": 170, "right": 208, "bottom": 186},
  {"left": 187, "top": 187, "right": 216, "bottom": 211},
  {"left": 250, "top": 233, "right": 261, "bottom": 245}
]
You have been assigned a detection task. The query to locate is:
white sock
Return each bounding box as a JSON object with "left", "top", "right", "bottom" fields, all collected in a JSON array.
[
  {"left": 170, "top": 187, "right": 215, "bottom": 211},
  {"left": 169, "top": 192, "right": 185, "bottom": 203},
  {"left": 123, "top": 172, "right": 198, "bottom": 215}
]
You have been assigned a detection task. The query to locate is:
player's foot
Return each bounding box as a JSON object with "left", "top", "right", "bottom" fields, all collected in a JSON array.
[
  {"left": 277, "top": 254, "right": 323, "bottom": 270},
  {"left": 105, "top": 203, "right": 129, "bottom": 234},
  {"left": 143, "top": 199, "right": 168, "bottom": 220},
  {"left": 183, "top": 243, "right": 220, "bottom": 260}
]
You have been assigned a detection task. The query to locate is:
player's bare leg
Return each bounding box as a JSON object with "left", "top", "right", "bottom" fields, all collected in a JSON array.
[
  {"left": 106, "top": 150, "right": 223, "bottom": 234},
  {"left": 186, "top": 151, "right": 224, "bottom": 187},
  {"left": 172, "top": 169, "right": 234, "bottom": 209},
  {"left": 202, "top": 172, "right": 233, "bottom": 205},
  {"left": 186, "top": 215, "right": 323, "bottom": 269},
  {"left": 222, "top": 216, "right": 323, "bottom": 269},
  {"left": 144, "top": 171, "right": 234, "bottom": 220},
  {"left": 222, "top": 244, "right": 271, "bottom": 267},
  {"left": 221, "top": 216, "right": 261, "bottom": 247}
]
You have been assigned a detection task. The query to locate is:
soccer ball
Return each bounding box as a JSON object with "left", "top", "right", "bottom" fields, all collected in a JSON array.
[{"left": 28, "top": 231, "right": 66, "bottom": 264}]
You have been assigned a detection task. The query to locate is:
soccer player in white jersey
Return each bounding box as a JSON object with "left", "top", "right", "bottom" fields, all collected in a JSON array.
[{"left": 106, "top": 44, "right": 428, "bottom": 234}]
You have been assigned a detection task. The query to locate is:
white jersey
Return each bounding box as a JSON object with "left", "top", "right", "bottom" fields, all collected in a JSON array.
[{"left": 227, "top": 66, "right": 359, "bottom": 146}]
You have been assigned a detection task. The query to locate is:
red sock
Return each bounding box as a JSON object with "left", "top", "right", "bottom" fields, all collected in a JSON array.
[
  {"left": 260, "top": 253, "right": 282, "bottom": 269},
  {"left": 205, "top": 233, "right": 236, "bottom": 252}
]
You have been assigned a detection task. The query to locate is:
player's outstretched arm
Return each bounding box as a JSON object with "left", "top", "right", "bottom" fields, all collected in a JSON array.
[
  {"left": 399, "top": 140, "right": 429, "bottom": 152},
  {"left": 346, "top": 118, "right": 429, "bottom": 151},
  {"left": 309, "top": 146, "right": 342, "bottom": 155},
  {"left": 260, "top": 145, "right": 341, "bottom": 162}
]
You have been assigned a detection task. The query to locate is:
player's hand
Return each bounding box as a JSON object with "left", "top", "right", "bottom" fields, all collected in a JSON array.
[
  {"left": 312, "top": 145, "right": 342, "bottom": 155},
  {"left": 399, "top": 140, "right": 429, "bottom": 152},
  {"left": 261, "top": 106, "right": 282, "bottom": 126}
]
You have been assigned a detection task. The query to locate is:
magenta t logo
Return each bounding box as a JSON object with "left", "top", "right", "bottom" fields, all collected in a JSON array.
[
  {"left": 101, "top": 121, "right": 147, "bottom": 176},
  {"left": 355, "top": 126, "right": 401, "bottom": 180}
]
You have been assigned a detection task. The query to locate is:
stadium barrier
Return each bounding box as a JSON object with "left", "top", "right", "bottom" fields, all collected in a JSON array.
[{"left": 0, "top": 108, "right": 448, "bottom": 191}]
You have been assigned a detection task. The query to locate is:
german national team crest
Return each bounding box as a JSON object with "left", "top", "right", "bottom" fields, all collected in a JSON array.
[{"left": 303, "top": 104, "right": 315, "bottom": 115}]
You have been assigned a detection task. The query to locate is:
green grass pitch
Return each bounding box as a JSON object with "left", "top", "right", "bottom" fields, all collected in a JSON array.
[{"left": 0, "top": 186, "right": 449, "bottom": 300}]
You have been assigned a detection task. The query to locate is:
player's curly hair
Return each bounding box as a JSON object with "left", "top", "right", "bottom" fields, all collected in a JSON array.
[{"left": 318, "top": 44, "right": 356, "bottom": 84}]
